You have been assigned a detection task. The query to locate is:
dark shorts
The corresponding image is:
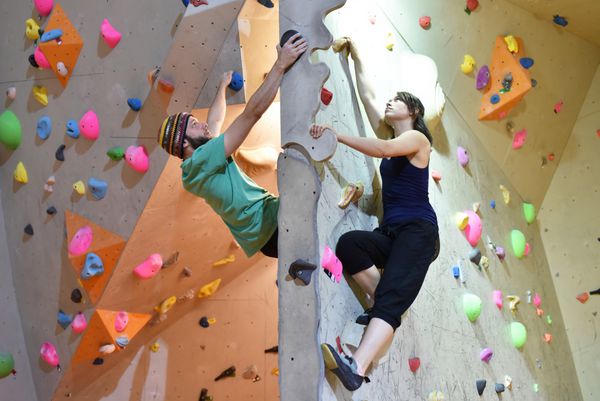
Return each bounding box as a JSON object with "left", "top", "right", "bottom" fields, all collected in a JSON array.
[{"left": 260, "top": 228, "right": 278, "bottom": 258}]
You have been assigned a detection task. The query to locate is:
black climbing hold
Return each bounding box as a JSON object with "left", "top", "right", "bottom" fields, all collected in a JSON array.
[
  {"left": 476, "top": 379, "right": 486, "bottom": 395},
  {"left": 495, "top": 383, "right": 505, "bottom": 393},
  {"left": 288, "top": 259, "right": 317, "bottom": 285},
  {"left": 590, "top": 288, "right": 600, "bottom": 296},
  {"left": 92, "top": 358, "right": 104, "bottom": 365},
  {"left": 257, "top": 0, "right": 274, "bottom": 8},
  {"left": 199, "top": 316, "right": 209, "bottom": 328},
  {"left": 55, "top": 144, "right": 66, "bottom": 161},
  {"left": 24, "top": 224, "right": 34, "bottom": 236},
  {"left": 280, "top": 30, "right": 300, "bottom": 48},
  {"left": 28, "top": 54, "right": 39, "bottom": 68},
  {"left": 264, "top": 345, "right": 278, "bottom": 353},
  {"left": 214, "top": 365, "right": 235, "bottom": 381},
  {"left": 531, "top": 78, "right": 538, "bottom": 88},
  {"left": 46, "top": 206, "right": 57, "bottom": 215},
  {"left": 70, "top": 288, "right": 83, "bottom": 303},
  {"left": 198, "top": 388, "right": 209, "bottom": 401}
]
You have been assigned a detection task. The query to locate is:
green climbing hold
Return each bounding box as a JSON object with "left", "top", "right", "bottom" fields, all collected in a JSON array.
[
  {"left": 0, "top": 110, "right": 22, "bottom": 150},
  {"left": 510, "top": 321, "right": 527, "bottom": 348},
  {"left": 463, "top": 293, "right": 482, "bottom": 322},
  {"left": 523, "top": 203, "right": 536, "bottom": 224},
  {"left": 511, "top": 229, "right": 526, "bottom": 258},
  {"left": 0, "top": 352, "right": 15, "bottom": 379},
  {"left": 107, "top": 146, "right": 125, "bottom": 161}
]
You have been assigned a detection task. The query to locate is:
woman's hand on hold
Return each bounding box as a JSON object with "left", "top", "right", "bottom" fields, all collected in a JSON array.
[
  {"left": 276, "top": 33, "right": 308, "bottom": 70},
  {"left": 310, "top": 124, "right": 338, "bottom": 141}
]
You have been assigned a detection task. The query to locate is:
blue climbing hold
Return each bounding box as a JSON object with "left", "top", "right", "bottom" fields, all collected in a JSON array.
[
  {"left": 37, "top": 116, "right": 52, "bottom": 140},
  {"left": 519, "top": 57, "right": 534, "bottom": 69},
  {"left": 229, "top": 71, "right": 244, "bottom": 92},
  {"left": 127, "top": 98, "right": 142, "bottom": 112},
  {"left": 88, "top": 177, "right": 108, "bottom": 200},
  {"left": 553, "top": 15, "right": 568, "bottom": 27},
  {"left": 490, "top": 94, "right": 500, "bottom": 104},
  {"left": 57, "top": 310, "right": 73, "bottom": 329},
  {"left": 66, "top": 120, "right": 80, "bottom": 139},
  {"left": 81, "top": 253, "right": 104, "bottom": 280},
  {"left": 490, "top": 199, "right": 496, "bottom": 209},
  {"left": 452, "top": 265, "right": 460, "bottom": 279},
  {"left": 116, "top": 336, "right": 129, "bottom": 348},
  {"left": 182, "top": 0, "right": 189, "bottom": 6},
  {"left": 40, "top": 29, "right": 63, "bottom": 42}
]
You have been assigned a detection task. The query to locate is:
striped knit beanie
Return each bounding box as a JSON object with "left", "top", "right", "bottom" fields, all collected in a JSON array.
[{"left": 157, "top": 112, "right": 192, "bottom": 159}]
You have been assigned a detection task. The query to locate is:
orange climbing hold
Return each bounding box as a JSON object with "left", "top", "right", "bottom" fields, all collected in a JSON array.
[{"left": 576, "top": 292, "right": 589, "bottom": 304}]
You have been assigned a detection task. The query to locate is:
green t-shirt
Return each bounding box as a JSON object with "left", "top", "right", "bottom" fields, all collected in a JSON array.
[{"left": 181, "top": 134, "right": 279, "bottom": 257}]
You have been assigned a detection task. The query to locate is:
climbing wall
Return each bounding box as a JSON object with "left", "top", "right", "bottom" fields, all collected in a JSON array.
[{"left": 539, "top": 65, "right": 600, "bottom": 400}]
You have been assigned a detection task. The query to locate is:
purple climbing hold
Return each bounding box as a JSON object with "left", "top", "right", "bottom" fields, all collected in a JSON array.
[
  {"left": 476, "top": 65, "right": 490, "bottom": 90},
  {"left": 490, "top": 199, "right": 496, "bottom": 209}
]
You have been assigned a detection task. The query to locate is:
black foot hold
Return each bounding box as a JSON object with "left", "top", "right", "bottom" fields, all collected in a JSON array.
[{"left": 289, "top": 259, "right": 317, "bottom": 285}]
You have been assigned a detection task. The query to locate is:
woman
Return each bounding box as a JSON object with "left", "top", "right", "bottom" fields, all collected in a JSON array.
[{"left": 311, "top": 37, "right": 440, "bottom": 391}]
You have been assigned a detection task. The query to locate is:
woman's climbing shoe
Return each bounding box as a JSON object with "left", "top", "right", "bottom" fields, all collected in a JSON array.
[
  {"left": 355, "top": 308, "right": 373, "bottom": 326},
  {"left": 321, "top": 343, "right": 368, "bottom": 391}
]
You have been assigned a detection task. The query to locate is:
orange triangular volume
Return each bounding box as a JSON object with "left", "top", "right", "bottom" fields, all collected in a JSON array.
[
  {"left": 478, "top": 36, "right": 532, "bottom": 120},
  {"left": 38, "top": 4, "right": 83, "bottom": 87},
  {"left": 65, "top": 210, "right": 126, "bottom": 304},
  {"left": 96, "top": 310, "right": 152, "bottom": 343}
]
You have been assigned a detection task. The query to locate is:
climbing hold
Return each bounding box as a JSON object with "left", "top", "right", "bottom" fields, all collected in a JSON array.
[
  {"left": 92, "top": 358, "right": 104, "bottom": 365},
  {"left": 320, "top": 87, "right": 333, "bottom": 106},
  {"left": 73, "top": 180, "right": 86, "bottom": 195},
  {"left": 536, "top": 306, "right": 544, "bottom": 316},
  {"left": 213, "top": 254, "right": 235, "bottom": 267},
  {"left": 127, "top": 98, "right": 142, "bottom": 111},
  {"left": 385, "top": 32, "right": 395, "bottom": 51},
  {"left": 100, "top": 19, "right": 122, "bottom": 49},
  {"left": 476, "top": 379, "right": 486, "bottom": 395},
  {"left": 88, "top": 177, "right": 108, "bottom": 200},
  {"left": 125, "top": 145, "right": 149, "bottom": 173},
  {"left": 46, "top": 206, "right": 57, "bottom": 215},
  {"left": 522, "top": 202, "right": 535, "bottom": 224},
  {"left": 24, "top": 224, "right": 34, "bottom": 236},
  {"left": 56, "top": 62, "right": 68, "bottom": 77},
  {"left": 14, "top": 162, "right": 28, "bottom": 184},
  {"left": 115, "top": 336, "right": 129, "bottom": 348},
  {"left": 34, "top": 47, "right": 51, "bottom": 69},
  {"left": 408, "top": 357, "right": 420, "bottom": 373},
  {"left": 57, "top": 310, "right": 72, "bottom": 329},
  {"left": 36, "top": 116, "right": 52, "bottom": 140},
  {"left": 554, "top": 100, "right": 564, "bottom": 113},
  {"left": 228, "top": 71, "right": 244, "bottom": 92},
  {"left": 155, "top": 296, "right": 177, "bottom": 315},
  {"left": 257, "top": 0, "right": 274, "bottom": 8},
  {"left": 495, "top": 246, "right": 505, "bottom": 261},
  {"left": 531, "top": 78, "right": 538, "bottom": 88},
  {"left": 40, "top": 342, "right": 60, "bottom": 369},
  {"left": 490, "top": 200, "right": 496, "bottom": 209},
  {"left": 511, "top": 229, "right": 526, "bottom": 258},
  {"left": 338, "top": 182, "right": 364, "bottom": 209},
  {"left": 182, "top": 266, "right": 193, "bottom": 277},
  {"left": 79, "top": 110, "right": 100, "bottom": 140},
  {"left": 199, "top": 316, "right": 210, "bottom": 328},
  {"left": 504, "top": 376, "right": 512, "bottom": 390},
  {"left": 68, "top": 227, "right": 93, "bottom": 256},
  {"left": 460, "top": 55, "right": 475, "bottom": 74},
  {"left": 510, "top": 322, "right": 527, "bottom": 348},
  {"left": 520, "top": 57, "right": 534, "bottom": 69},
  {"left": 214, "top": 366, "right": 236, "bottom": 381},
  {"left": 507, "top": 295, "right": 520, "bottom": 311},
  {"left": 544, "top": 333, "right": 553, "bottom": 343},
  {"left": 548, "top": 152, "right": 555, "bottom": 161},
  {"left": 289, "top": 260, "right": 317, "bottom": 285},
  {"left": 150, "top": 342, "right": 160, "bottom": 352},
  {"left": 499, "top": 185, "right": 510, "bottom": 204},
  {"left": 26, "top": 18, "right": 41, "bottom": 40},
  {"left": 472, "top": 202, "right": 480, "bottom": 213},
  {"left": 457, "top": 146, "right": 469, "bottom": 167},
  {"left": 40, "top": 29, "right": 63, "bottom": 43},
  {"left": 157, "top": 78, "right": 175, "bottom": 93},
  {"left": 197, "top": 278, "right": 222, "bottom": 298},
  {"left": 70, "top": 288, "right": 82, "bottom": 303},
  {"left": 33, "top": 85, "right": 48, "bottom": 106},
  {"left": 114, "top": 311, "right": 128, "bottom": 332},
  {"left": 469, "top": 248, "right": 482, "bottom": 265},
  {"left": 6, "top": 87, "right": 16, "bottom": 100},
  {"left": 66, "top": 119, "right": 80, "bottom": 139},
  {"left": 463, "top": 293, "right": 482, "bottom": 322},
  {"left": 452, "top": 265, "right": 460, "bottom": 279},
  {"left": 321, "top": 246, "right": 342, "bottom": 283},
  {"left": 29, "top": 54, "right": 39, "bottom": 69},
  {"left": 0, "top": 110, "right": 22, "bottom": 150},
  {"left": 34, "top": 0, "right": 54, "bottom": 16},
  {"left": 242, "top": 364, "right": 259, "bottom": 381},
  {"left": 431, "top": 170, "right": 442, "bottom": 182},
  {"left": 280, "top": 30, "right": 305, "bottom": 64},
  {"left": 191, "top": 0, "right": 209, "bottom": 5},
  {"left": 465, "top": 0, "right": 479, "bottom": 14},
  {"left": 493, "top": 290, "right": 503, "bottom": 309},
  {"left": 99, "top": 344, "right": 116, "bottom": 354},
  {"left": 55, "top": 144, "right": 65, "bottom": 161},
  {"left": 503, "top": 35, "right": 518, "bottom": 53},
  {"left": 44, "top": 175, "right": 55, "bottom": 193},
  {"left": 475, "top": 65, "right": 490, "bottom": 90},
  {"left": 512, "top": 129, "right": 527, "bottom": 149},
  {"left": 490, "top": 94, "right": 500, "bottom": 104},
  {"left": 72, "top": 312, "right": 87, "bottom": 333},
  {"left": 495, "top": 383, "right": 505, "bottom": 393},
  {"left": 576, "top": 292, "right": 589, "bottom": 303},
  {"left": 428, "top": 391, "right": 445, "bottom": 401},
  {"left": 81, "top": 253, "right": 104, "bottom": 280},
  {"left": 0, "top": 352, "right": 15, "bottom": 379},
  {"left": 546, "top": 314, "right": 552, "bottom": 325},
  {"left": 133, "top": 253, "right": 163, "bottom": 279},
  {"left": 464, "top": 211, "right": 482, "bottom": 246},
  {"left": 533, "top": 293, "right": 541, "bottom": 308},
  {"left": 553, "top": 15, "right": 568, "bottom": 27},
  {"left": 419, "top": 16, "right": 431, "bottom": 29},
  {"left": 480, "top": 348, "right": 493, "bottom": 362},
  {"left": 107, "top": 146, "right": 125, "bottom": 161}
]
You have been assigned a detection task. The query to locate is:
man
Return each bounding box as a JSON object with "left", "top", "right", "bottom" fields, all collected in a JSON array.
[{"left": 157, "top": 33, "right": 307, "bottom": 258}]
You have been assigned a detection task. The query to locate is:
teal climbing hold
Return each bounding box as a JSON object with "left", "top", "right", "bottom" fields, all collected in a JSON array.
[
  {"left": 81, "top": 253, "right": 104, "bottom": 280},
  {"left": 36, "top": 115, "right": 52, "bottom": 140},
  {"left": 88, "top": 177, "right": 108, "bottom": 200},
  {"left": 0, "top": 110, "right": 22, "bottom": 150},
  {"left": 66, "top": 120, "right": 79, "bottom": 139},
  {"left": 0, "top": 352, "right": 15, "bottom": 379},
  {"left": 57, "top": 310, "right": 72, "bottom": 329}
]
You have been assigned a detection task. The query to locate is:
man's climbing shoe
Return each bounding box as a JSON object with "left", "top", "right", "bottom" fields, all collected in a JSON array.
[
  {"left": 355, "top": 308, "right": 372, "bottom": 326},
  {"left": 321, "top": 343, "right": 368, "bottom": 391},
  {"left": 289, "top": 259, "right": 317, "bottom": 285}
]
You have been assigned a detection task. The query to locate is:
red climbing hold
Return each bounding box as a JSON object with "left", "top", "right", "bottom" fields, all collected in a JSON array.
[
  {"left": 408, "top": 357, "right": 420, "bottom": 373},
  {"left": 465, "top": 0, "right": 479, "bottom": 13},
  {"left": 576, "top": 292, "right": 589, "bottom": 304},
  {"left": 554, "top": 100, "right": 564, "bottom": 114},
  {"left": 321, "top": 87, "right": 333, "bottom": 106},
  {"left": 419, "top": 16, "right": 431, "bottom": 29}
]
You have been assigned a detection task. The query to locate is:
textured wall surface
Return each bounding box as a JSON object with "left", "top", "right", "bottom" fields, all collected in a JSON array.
[{"left": 539, "top": 65, "right": 600, "bottom": 401}]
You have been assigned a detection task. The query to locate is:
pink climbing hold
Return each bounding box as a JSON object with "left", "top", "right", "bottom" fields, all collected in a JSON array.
[
  {"left": 512, "top": 129, "right": 527, "bottom": 149},
  {"left": 368, "top": 12, "right": 377, "bottom": 25},
  {"left": 480, "top": 348, "right": 493, "bottom": 362},
  {"left": 100, "top": 19, "right": 122, "bottom": 49},
  {"left": 493, "top": 290, "right": 503, "bottom": 309},
  {"left": 72, "top": 312, "right": 87, "bottom": 333},
  {"left": 524, "top": 242, "right": 531, "bottom": 256},
  {"left": 114, "top": 311, "right": 129, "bottom": 332},
  {"left": 133, "top": 253, "right": 163, "bottom": 279},
  {"left": 68, "top": 225, "right": 93, "bottom": 256},
  {"left": 79, "top": 110, "right": 100, "bottom": 140},
  {"left": 419, "top": 16, "right": 431, "bottom": 29},
  {"left": 533, "top": 293, "right": 541, "bottom": 308},
  {"left": 34, "top": 0, "right": 54, "bottom": 16},
  {"left": 321, "top": 246, "right": 342, "bottom": 283},
  {"left": 34, "top": 47, "right": 51, "bottom": 69},
  {"left": 431, "top": 170, "right": 442, "bottom": 182},
  {"left": 457, "top": 146, "right": 469, "bottom": 167},
  {"left": 125, "top": 145, "right": 150, "bottom": 173},
  {"left": 553, "top": 100, "right": 563, "bottom": 114},
  {"left": 464, "top": 210, "right": 482, "bottom": 246},
  {"left": 408, "top": 357, "right": 420, "bottom": 373},
  {"left": 40, "top": 342, "right": 60, "bottom": 368}
]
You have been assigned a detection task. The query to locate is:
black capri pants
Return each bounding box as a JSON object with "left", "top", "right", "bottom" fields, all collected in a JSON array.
[{"left": 335, "top": 219, "right": 440, "bottom": 330}]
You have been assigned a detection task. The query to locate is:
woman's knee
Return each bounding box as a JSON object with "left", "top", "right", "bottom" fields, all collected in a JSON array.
[{"left": 335, "top": 231, "right": 360, "bottom": 259}]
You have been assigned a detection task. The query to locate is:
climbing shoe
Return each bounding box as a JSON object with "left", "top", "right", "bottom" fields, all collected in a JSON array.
[
  {"left": 355, "top": 308, "right": 373, "bottom": 326},
  {"left": 321, "top": 343, "right": 368, "bottom": 391}
]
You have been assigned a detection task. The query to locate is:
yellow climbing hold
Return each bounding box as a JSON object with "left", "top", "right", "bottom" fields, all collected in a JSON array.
[
  {"left": 14, "top": 161, "right": 28, "bottom": 183},
  {"left": 150, "top": 342, "right": 160, "bottom": 352},
  {"left": 208, "top": 317, "right": 217, "bottom": 325},
  {"left": 507, "top": 295, "right": 521, "bottom": 312},
  {"left": 33, "top": 85, "right": 48, "bottom": 106},
  {"left": 271, "top": 367, "right": 279, "bottom": 376},
  {"left": 73, "top": 180, "right": 86, "bottom": 195},
  {"left": 454, "top": 212, "right": 469, "bottom": 230},
  {"left": 499, "top": 184, "right": 510, "bottom": 204},
  {"left": 25, "top": 18, "right": 41, "bottom": 40},
  {"left": 197, "top": 278, "right": 222, "bottom": 298},
  {"left": 460, "top": 54, "right": 476, "bottom": 74},
  {"left": 428, "top": 391, "right": 445, "bottom": 401},
  {"left": 213, "top": 254, "right": 235, "bottom": 267},
  {"left": 504, "top": 35, "right": 518, "bottom": 53},
  {"left": 155, "top": 295, "right": 177, "bottom": 314},
  {"left": 385, "top": 33, "right": 395, "bottom": 51}
]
